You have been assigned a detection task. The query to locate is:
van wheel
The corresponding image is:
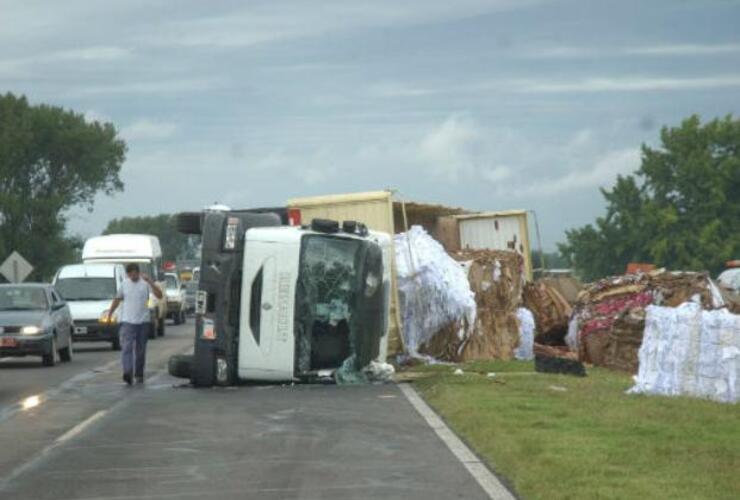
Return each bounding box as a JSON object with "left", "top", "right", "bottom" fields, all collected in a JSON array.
[
  {"left": 59, "top": 333, "right": 73, "bottom": 362},
  {"left": 176, "top": 212, "right": 202, "bottom": 235},
  {"left": 157, "top": 318, "right": 165, "bottom": 337},
  {"left": 179, "top": 311, "right": 187, "bottom": 324}
]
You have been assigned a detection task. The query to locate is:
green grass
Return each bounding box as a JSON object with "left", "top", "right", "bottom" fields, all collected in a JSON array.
[{"left": 411, "top": 361, "right": 740, "bottom": 500}]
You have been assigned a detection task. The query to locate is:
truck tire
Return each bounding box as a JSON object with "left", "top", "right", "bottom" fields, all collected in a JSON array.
[
  {"left": 148, "top": 321, "right": 157, "bottom": 339},
  {"left": 112, "top": 336, "right": 121, "bottom": 351},
  {"left": 157, "top": 317, "right": 165, "bottom": 336},
  {"left": 176, "top": 212, "right": 202, "bottom": 235},
  {"left": 168, "top": 354, "right": 193, "bottom": 379}
]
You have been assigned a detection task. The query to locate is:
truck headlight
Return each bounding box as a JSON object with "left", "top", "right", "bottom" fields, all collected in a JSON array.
[{"left": 20, "top": 326, "right": 42, "bottom": 335}]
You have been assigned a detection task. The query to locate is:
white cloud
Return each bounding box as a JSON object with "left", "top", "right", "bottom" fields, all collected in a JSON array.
[
  {"left": 417, "top": 115, "right": 481, "bottom": 181},
  {"left": 141, "top": 0, "right": 537, "bottom": 49},
  {"left": 54, "top": 45, "right": 131, "bottom": 61},
  {"left": 72, "top": 77, "right": 228, "bottom": 96},
  {"left": 514, "top": 148, "right": 640, "bottom": 197},
  {"left": 517, "top": 75, "right": 740, "bottom": 93},
  {"left": 121, "top": 119, "right": 178, "bottom": 141},
  {"left": 481, "top": 165, "right": 513, "bottom": 183},
  {"left": 522, "top": 43, "right": 740, "bottom": 59}
]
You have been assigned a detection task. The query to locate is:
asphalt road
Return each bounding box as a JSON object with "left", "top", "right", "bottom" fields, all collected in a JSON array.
[{"left": 0, "top": 321, "right": 495, "bottom": 500}]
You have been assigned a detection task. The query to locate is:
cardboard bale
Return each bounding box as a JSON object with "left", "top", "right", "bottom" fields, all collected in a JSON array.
[
  {"left": 523, "top": 280, "right": 572, "bottom": 343},
  {"left": 423, "top": 249, "right": 523, "bottom": 361},
  {"left": 572, "top": 270, "right": 725, "bottom": 369}
]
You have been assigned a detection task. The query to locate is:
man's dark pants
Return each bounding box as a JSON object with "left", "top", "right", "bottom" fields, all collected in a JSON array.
[{"left": 119, "top": 322, "right": 148, "bottom": 378}]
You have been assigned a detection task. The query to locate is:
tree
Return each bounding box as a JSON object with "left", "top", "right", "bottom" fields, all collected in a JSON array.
[
  {"left": 103, "top": 214, "right": 199, "bottom": 262},
  {"left": 0, "top": 93, "right": 126, "bottom": 279},
  {"left": 559, "top": 115, "right": 740, "bottom": 282}
]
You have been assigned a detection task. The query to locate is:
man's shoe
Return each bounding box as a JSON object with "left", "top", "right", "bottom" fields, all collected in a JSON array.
[{"left": 123, "top": 373, "right": 133, "bottom": 386}]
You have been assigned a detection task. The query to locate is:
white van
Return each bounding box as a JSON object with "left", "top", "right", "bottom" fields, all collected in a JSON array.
[
  {"left": 82, "top": 234, "right": 167, "bottom": 338},
  {"left": 53, "top": 263, "right": 126, "bottom": 350}
]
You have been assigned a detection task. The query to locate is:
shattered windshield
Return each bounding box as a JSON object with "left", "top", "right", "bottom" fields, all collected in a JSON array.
[{"left": 294, "top": 235, "right": 383, "bottom": 377}]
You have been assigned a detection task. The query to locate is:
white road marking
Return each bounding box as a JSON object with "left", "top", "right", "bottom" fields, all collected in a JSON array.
[
  {"left": 398, "top": 383, "right": 516, "bottom": 500},
  {"left": 55, "top": 410, "right": 108, "bottom": 445}
]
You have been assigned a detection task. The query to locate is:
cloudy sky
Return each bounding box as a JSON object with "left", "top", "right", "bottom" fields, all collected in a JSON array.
[{"left": 2, "top": 0, "right": 740, "bottom": 248}]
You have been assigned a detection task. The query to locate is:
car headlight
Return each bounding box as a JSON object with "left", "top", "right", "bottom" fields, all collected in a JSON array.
[
  {"left": 99, "top": 310, "right": 118, "bottom": 324},
  {"left": 21, "top": 326, "right": 42, "bottom": 335}
]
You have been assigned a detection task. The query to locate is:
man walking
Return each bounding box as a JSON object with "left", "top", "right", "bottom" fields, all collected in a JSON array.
[{"left": 107, "top": 263, "right": 163, "bottom": 385}]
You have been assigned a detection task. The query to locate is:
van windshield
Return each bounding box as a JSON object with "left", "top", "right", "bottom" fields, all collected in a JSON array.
[{"left": 56, "top": 278, "right": 117, "bottom": 301}]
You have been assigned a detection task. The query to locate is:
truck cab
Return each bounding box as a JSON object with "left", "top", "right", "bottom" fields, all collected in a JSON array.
[{"left": 171, "top": 210, "right": 390, "bottom": 387}]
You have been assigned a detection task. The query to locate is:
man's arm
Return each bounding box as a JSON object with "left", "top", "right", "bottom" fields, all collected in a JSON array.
[
  {"left": 143, "top": 274, "right": 163, "bottom": 299},
  {"left": 107, "top": 298, "right": 122, "bottom": 321}
]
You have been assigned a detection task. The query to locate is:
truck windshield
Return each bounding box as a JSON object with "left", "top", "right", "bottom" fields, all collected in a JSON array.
[
  {"left": 55, "top": 278, "right": 117, "bottom": 301},
  {"left": 295, "top": 235, "right": 383, "bottom": 376}
]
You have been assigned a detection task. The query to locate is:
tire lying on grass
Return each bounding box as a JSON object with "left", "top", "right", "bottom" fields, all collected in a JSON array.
[{"left": 169, "top": 354, "right": 193, "bottom": 379}]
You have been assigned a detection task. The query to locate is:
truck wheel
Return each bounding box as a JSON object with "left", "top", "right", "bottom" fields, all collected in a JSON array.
[
  {"left": 176, "top": 212, "right": 202, "bottom": 235},
  {"left": 157, "top": 317, "right": 165, "bottom": 337},
  {"left": 180, "top": 310, "right": 187, "bottom": 324},
  {"left": 169, "top": 354, "right": 193, "bottom": 379},
  {"left": 112, "top": 336, "right": 121, "bottom": 351},
  {"left": 148, "top": 321, "right": 157, "bottom": 339}
]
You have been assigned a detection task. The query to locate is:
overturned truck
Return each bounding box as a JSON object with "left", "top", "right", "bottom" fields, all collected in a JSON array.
[{"left": 169, "top": 209, "right": 391, "bottom": 387}]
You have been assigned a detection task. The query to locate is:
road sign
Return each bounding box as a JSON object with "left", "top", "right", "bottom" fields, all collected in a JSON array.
[{"left": 0, "top": 251, "right": 34, "bottom": 283}]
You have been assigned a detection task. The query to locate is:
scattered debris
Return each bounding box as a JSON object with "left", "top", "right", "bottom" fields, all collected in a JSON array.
[
  {"left": 534, "top": 343, "right": 586, "bottom": 377},
  {"left": 454, "top": 368, "right": 465, "bottom": 376},
  {"left": 487, "top": 372, "right": 496, "bottom": 378},
  {"left": 548, "top": 385, "right": 567, "bottom": 392}
]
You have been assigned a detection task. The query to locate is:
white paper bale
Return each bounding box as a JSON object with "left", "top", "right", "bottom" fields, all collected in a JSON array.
[
  {"left": 394, "top": 226, "right": 476, "bottom": 357},
  {"left": 514, "top": 307, "right": 535, "bottom": 360},
  {"left": 629, "top": 303, "right": 740, "bottom": 403}
]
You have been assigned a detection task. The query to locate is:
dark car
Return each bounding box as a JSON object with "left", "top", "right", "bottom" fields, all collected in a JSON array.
[{"left": 0, "top": 284, "right": 74, "bottom": 366}]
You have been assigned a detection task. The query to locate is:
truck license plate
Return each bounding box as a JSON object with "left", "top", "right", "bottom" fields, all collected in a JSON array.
[
  {"left": 0, "top": 337, "right": 17, "bottom": 347},
  {"left": 74, "top": 326, "right": 88, "bottom": 334}
]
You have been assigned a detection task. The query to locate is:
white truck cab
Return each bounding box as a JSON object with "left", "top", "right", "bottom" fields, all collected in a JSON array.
[
  {"left": 169, "top": 210, "right": 390, "bottom": 387},
  {"left": 82, "top": 234, "right": 168, "bottom": 338}
]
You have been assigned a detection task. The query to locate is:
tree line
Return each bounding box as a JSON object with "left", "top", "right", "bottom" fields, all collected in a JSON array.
[{"left": 1, "top": 92, "right": 737, "bottom": 283}]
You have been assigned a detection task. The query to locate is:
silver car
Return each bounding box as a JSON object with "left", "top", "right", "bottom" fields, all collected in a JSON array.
[{"left": 0, "top": 284, "right": 74, "bottom": 366}]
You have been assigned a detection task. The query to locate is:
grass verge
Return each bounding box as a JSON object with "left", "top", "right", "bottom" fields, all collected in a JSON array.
[{"left": 411, "top": 360, "right": 740, "bottom": 500}]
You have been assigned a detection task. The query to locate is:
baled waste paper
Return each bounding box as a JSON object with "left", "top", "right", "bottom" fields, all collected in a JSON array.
[
  {"left": 394, "top": 226, "right": 476, "bottom": 358},
  {"left": 515, "top": 307, "right": 535, "bottom": 360},
  {"left": 523, "top": 280, "right": 572, "bottom": 343},
  {"left": 569, "top": 270, "right": 725, "bottom": 372},
  {"left": 436, "top": 248, "right": 523, "bottom": 361},
  {"left": 629, "top": 303, "right": 740, "bottom": 403},
  {"left": 395, "top": 226, "right": 525, "bottom": 362}
]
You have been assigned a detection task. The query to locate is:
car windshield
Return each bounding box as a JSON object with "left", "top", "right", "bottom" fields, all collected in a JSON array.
[
  {"left": 165, "top": 275, "right": 178, "bottom": 289},
  {"left": 55, "top": 277, "right": 117, "bottom": 301},
  {"left": 0, "top": 287, "right": 48, "bottom": 311},
  {"left": 718, "top": 269, "right": 740, "bottom": 291}
]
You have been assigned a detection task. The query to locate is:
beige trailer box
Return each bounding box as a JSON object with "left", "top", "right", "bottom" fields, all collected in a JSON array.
[{"left": 453, "top": 210, "right": 533, "bottom": 281}]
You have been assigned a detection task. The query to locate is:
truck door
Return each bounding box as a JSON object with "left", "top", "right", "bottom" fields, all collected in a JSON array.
[{"left": 238, "top": 240, "right": 295, "bottom": 380}]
